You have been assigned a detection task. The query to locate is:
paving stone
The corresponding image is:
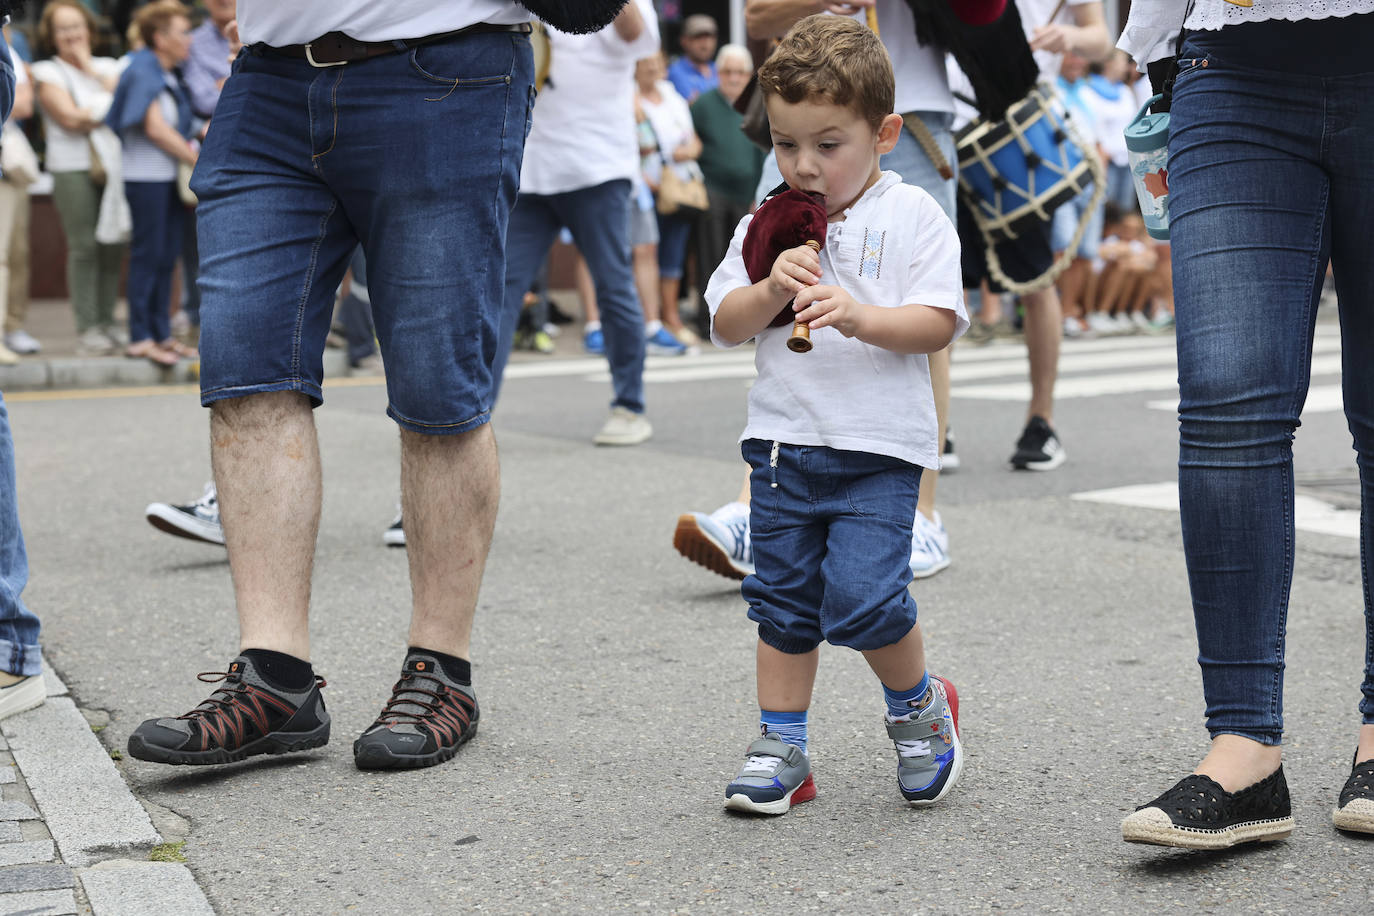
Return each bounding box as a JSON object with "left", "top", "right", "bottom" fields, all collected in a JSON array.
[
  {"left": 0, "top": 839, "right": 56, "bottom": 867},
  {"left": 41, "top": 658, "right": 69, "bottom": 698},
  {"left": 4, "top": 698, "right": 159, "bottom": 866},
  {"left": 0, "top": 862, "right": 74, "bottom": 893},
  {"left": 0, "top": 801, "right": 38, "bottom": 820},
  {"left": 0, "top": 887, "right": 78, "bottom": 915},
  {"left": 0, "top": 766, "right": 14, "bottom": 784},
  {"left": 0, "top": 821, "right": 22, "bottom": 843},
  {"left": 80, "top": 862, "right": 215, "bottom": 916}
]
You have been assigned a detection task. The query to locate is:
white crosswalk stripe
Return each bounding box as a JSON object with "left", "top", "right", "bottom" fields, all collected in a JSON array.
[{"left": 1073, "top": 482, "right": 1358, "bottom": 539}]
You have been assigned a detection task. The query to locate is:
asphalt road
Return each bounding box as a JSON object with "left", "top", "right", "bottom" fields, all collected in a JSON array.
[{"left": 9, "top": 318, "right": 1371, "bottom": 914}]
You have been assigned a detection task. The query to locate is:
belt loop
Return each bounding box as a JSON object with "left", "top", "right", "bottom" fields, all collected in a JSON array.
[{"left": 305, "top": 43, "right": 348, "bottom": 68}]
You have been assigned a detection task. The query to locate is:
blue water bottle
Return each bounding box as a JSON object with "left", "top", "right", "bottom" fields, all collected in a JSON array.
[{"left": 1124, "top": 94, "right": 1171, "bottom": 240}]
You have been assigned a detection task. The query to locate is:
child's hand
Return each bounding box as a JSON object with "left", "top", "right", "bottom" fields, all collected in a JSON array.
[
  {"left": 767, "top": 244, "right": 822, "bottom": 300},
  {"left": 792, "top": 285, "right": 866, "bottom": 338}
]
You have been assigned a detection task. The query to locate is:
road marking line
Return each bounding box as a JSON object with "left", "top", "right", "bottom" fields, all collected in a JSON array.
[
  {"left": 1072, "top": 481, "right": 1358, "bottom": 539},
  {"left": 1148, "top": 384, "right": 1345, "bottom": 415}
]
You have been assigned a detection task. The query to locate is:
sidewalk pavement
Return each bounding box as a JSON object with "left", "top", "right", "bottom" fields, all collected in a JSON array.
[
  {"left": 0, "top": 661, "right": 213, "bottom": 915},
  {"left": 0, "top": 298, "right": 605, "bottom": 394}
]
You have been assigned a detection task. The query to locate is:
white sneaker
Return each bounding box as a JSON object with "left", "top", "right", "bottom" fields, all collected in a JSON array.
[
  {"left": 593, "top": 407, "right": 652, "bottom": 446},
  {"left": 1086, "top": 312, "right": 1117, "bottom": 336},
  {"left": 76, "top": 328, "right": 116, "bottom": 356},
  {"left": 383, "top": 510, "right": 405, "bottom": 547},
  {"left": 673, "top": 500, "right": 753, "bottom": 579},
  {"left": 909, "top": 510, "right": 951, "bottom": 579},
  {"left": 145, "top": 482, "right": 225, "bottom": 545},
  {"left": 0, "top": 673, "right": 45, "bottom": 721},
  {"left": 4, "top": 330, "right": 40, "bottom": 355},
  {"left": 1062, "top": 316, "right": 1085, "bottom": 339},
  {"left": 103, "top": 324, "right": 131, "bottom": 348}
]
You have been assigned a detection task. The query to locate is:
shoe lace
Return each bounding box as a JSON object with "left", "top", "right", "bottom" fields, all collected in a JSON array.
[
  {"left": 892, "top": 733, "right": 933, "bottom": 759},
  {"left": 193, "top": 483, "right": 217, "bottom": 511},
  {"left": 740, "top": 754, "right": 782, "bottom": 776},
  {"left": 176, "top": 670, "right": 323, "bottom": 747}
]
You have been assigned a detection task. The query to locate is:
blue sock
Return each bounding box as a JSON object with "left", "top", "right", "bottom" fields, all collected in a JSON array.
[
  {"left": 760, "top": 709, "right": 808, "bottom": 756},
  {"left": 883, "top": 672, "right": 931, "bottom": 720}
]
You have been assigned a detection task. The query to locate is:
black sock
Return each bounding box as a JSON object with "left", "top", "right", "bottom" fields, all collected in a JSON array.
[
  {"left": 240, "top": 649, "right": 314, "bottom": 692},
  {"left": 408, "top": 646, "right": 471, "bottom": 685}
]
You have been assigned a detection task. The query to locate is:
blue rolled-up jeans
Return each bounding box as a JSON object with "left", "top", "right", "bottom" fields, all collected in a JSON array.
[
  {"left": 0, "top": 394, "right": 40, "bottom": 676},
  {"left": 1170, "top": 43, "right": 1374, "bottom": 744}
]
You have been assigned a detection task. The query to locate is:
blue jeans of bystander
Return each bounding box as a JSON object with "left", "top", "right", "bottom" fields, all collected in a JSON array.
[{"left": 0, "top": 394, "right": 39, "bottom": 676}]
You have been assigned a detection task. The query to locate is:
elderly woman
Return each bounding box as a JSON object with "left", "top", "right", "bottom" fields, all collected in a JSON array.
[
  {"left": 106, "top": 0, "right": 198, "bottom": 366},
  {"left": 689, "top": 43, "right": 764, "bottom": 340},
  {"left": 31, "top": 0, "right": 126, "bottom": 356}
]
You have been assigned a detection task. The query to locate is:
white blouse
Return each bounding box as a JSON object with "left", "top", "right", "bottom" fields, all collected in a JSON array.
[{"left": 1120, "top": 0, "right": 1374, "bottom": 67}]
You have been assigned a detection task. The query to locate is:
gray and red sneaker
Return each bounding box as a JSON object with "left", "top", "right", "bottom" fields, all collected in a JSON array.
[
  {"left": 886, "top": 675, "right": 962, "bottom": 805},
  {"left": 127, "top": 656, "right": 329, "bottom": 765},
  {"left": 353, "top": 653, "right": 479, "bottom": 770}
]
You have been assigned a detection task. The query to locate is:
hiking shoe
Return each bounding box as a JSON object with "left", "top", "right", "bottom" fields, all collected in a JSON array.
[
  {"left": 646, "top": 325, "right": 688, "bottom": 356},
  {"left": 1010, "top": 416, "right": 1065, "bottom": 471},
  {"left": 724, "top": 733, "right": 816, "bottom": 815},
  {"left": 584, "top": 326, "right": 605, "bottom": 355},
  {"left": 354, "top": 653, "right": 479, "bottom": 769},
  {"left": 593, "top": 407, "right": 652, "bottom": 446},
  {"left": 383, "top": 511, "right": 405, "bottom": 547},
  {"left": 127, "top": 656, "right": 329, "bottom": 765},
  {"left": 909, "top": 510, "right": 951, "bottom": 580},
  {"left": 941, "top": 429, "right": 959, "bottom": 473},
  {"left": 1122, "top": 767, "right": 1294, "bottom": 848},
  {"left": 1333, "top": 753, "right": 1374, "bottom": 834},
  {"left": 887, "top": 675, "right": 962, "bottom": 805},
  {"left": 673, "top": 500, "right": 753, "bottom": 580},
  {"left": 145, "top": 482, "right": 225, "bottom": 546}
]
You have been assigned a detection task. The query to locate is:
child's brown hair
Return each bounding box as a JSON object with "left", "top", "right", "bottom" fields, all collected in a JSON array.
[{"left": 757, "top": 15, "right": 895, "bottom": 130}]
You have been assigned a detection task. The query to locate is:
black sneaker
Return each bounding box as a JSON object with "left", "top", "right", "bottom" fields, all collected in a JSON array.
[
  {"left": 1333, "top": 754, "right": 1374, "bottom": 834},
  {"left": 1121, "top": 767, "right": 1294, "bottom": 849},
  {"left": 127, "top": 656, "right": 329, "bottom": 765},
  {"left": 144, "top": 482, "right": 225, "bottom": 546},
  {"left": 353, "top": 652, "right": 479, "bottom": 769},
  {"left": 1009, "top": 416, "right": 1065, "bottom": 471}
]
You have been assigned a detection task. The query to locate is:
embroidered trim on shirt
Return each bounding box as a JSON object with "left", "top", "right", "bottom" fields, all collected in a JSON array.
[{"left": 859, "top": 229, "right": 885, "bottom": 280}]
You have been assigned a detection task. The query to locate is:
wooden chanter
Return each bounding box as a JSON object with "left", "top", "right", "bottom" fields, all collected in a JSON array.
[{"left": 740, "top": 188, "right": 828, "bottom": 353}]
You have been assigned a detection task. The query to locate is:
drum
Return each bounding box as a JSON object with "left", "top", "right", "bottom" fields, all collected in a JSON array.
[{"left": 955, "top": 82, "right": 1094, "bottom": 243}]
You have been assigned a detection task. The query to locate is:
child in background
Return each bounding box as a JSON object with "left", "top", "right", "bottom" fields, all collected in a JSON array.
[{"left": 704, "top": 16, "right": 968, "bottom": 816}]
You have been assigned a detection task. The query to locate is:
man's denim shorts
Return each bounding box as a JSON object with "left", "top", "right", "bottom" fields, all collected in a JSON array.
[
  {"left": 741, "top": 439, "right": 921, "bottom": 654},
  {"left": 193, "top": 31, "right": 534, "bottom": 434}
]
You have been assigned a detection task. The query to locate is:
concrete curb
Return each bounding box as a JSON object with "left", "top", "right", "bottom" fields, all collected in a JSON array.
[{"left": 0, "top": 659, "right": 216, "bottom": 914}]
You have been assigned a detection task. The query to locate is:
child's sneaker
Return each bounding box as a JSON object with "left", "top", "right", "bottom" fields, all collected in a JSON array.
[
  {"left": 673, "top": 501, "right": 753, "bottom": 579},
  {"left": 909, "top": 510, "right": 951, "bottom": 580},
  {"left": 886, "top": 675, "right": 962, "bottom": 805},
  {"left": 724, "top": 733, "right": 817, "bottom": 815}
]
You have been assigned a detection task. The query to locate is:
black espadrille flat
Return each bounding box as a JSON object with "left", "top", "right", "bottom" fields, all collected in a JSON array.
[
  {"left": 1333, "top": 755, "right": 1374, "bottom": 834},
  {"left": 1122, "top": 766, "right": 1294, "bottom": 849}
]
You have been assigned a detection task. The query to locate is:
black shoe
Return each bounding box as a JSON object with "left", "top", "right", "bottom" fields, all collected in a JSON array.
[
  {"left": 1333, "top": 754, "right": 1374, "bottom": 834},
  {"left": 1121, "top": 767, "right": 1294, "bottom": 849},
  {"left": 383, "top": 513, "right": 405, "bottom": 548},
  {"left": 941, "top": 429, "right": 960, "bottom": 473},
  {"left": 353, "top": 652, "right": 479, "bottom": 769},
  {"left": 1009, "top": 416, "right": 1065, "bottom": 471},
  {"left": 127, "top": 656, "right": 329, "bottom": 765}
]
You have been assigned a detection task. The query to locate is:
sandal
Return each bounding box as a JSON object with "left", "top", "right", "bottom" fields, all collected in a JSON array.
[
  {"left": 126, "top": 341, "right": 179, "bottom": 367},
  {"left": 161, "top": 339, "right": 200, "bottom": 359}
]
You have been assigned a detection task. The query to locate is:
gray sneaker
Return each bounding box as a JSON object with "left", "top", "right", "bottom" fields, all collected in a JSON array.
[
  {"left": 724, "top": 733, "right": 816, "bottom": 815},
  {"left": 354, "top": 652, "right": 479, "bottom": 769},
  {"left": 593, "top": 407, "right": 652, "bottom": 446},
  {"left": 886, "top": 675, "right": 963, "bottom": 805}
]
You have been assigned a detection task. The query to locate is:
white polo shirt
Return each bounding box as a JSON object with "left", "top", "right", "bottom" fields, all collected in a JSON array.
[
  {"left": 238, "top": 0, "right": 527, "bottom": 46},
  {"left": 705, "top": 172, "right": 968, "bottom": 470}
]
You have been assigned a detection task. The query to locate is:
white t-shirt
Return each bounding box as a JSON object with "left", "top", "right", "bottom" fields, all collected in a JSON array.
[
  {"left": 238, "top": 0, "right": 527, "bottom": 46},
  {"left": 519, "top": 0, "right": 660, "bottom": 196},
  {"left": 844, "top": 4, "right": 952, "bottom": 115},
  {"left": 1020, "top": 0, "right": 1099, "bottom": 79},
  {"left": 705, "top": 172, "right": 968, "bottom": 469},
  {"left": 1083, "top": 80, "right": 1138, "bottom": 167},
  {"left": 31, "top": 57, "right": 120, "bottom": 173},
  {"left": 639, "top": 79, "right": 696, "bottom": 186}
]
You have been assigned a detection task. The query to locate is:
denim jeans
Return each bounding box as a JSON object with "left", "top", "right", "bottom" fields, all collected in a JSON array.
[
  {"left": 493, "top": 179, "right": 645, "bottom": 413},
  {"left": 0, "top": 394, "right": 40, "bottom": 676},
  {"left": 1170, "top": 43, "right": 1374, "bottom": 743},
  {"left": 741, "top": 439, "right": 920, "bottom": 654},
  {"left": 124, "top": 180, "right": 185, "bottom": 345},
  {"left": 196, "top": 33, "right": 533, "bottom": 433}
]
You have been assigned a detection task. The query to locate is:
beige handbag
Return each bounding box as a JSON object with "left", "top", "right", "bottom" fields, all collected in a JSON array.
[{"left": 656, "top": 165, "right": 708, "bottom": 217}]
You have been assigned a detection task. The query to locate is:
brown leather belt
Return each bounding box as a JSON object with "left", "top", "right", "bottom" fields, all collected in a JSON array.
[{"left": 267, "top": 22, "right": 532, "bottom": 68}]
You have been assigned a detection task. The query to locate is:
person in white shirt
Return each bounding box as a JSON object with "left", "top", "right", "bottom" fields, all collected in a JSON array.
[
  {"left": 31, "top": 0, "right": 126, "bottom": 356},
  {"left": 491, "top": 0, "right": 661, "bottom": 446},
  {"left": 124, "top": 0, "right": 627, "bottom": 775},
  {"left": 706, "top": 16, "right": 968, "bottom": 816}
]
